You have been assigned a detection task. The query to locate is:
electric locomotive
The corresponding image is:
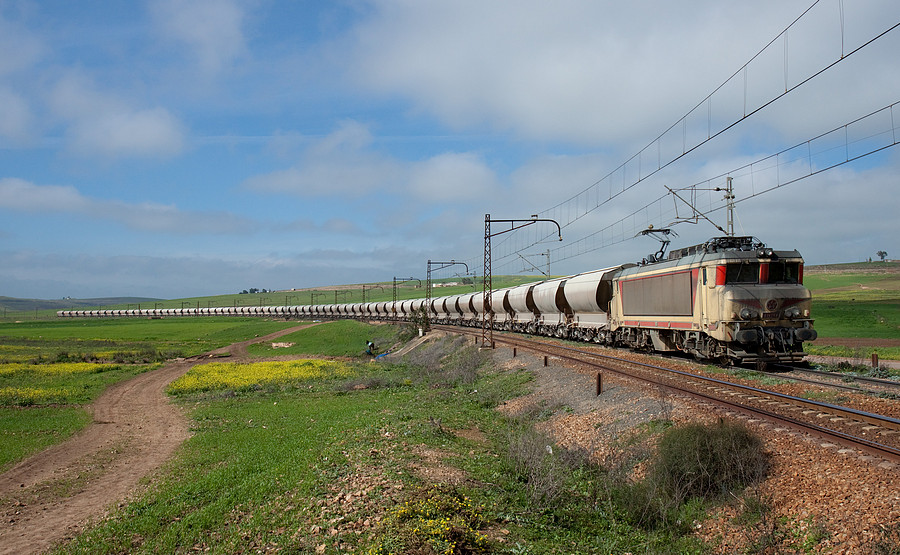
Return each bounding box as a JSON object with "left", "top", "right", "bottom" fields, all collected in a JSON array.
[{"left": 607, "top": 236, "right": 816, "bottom": 364}]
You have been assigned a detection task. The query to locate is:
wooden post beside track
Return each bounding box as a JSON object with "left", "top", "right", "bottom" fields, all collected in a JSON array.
[{"left": 596, "top": 373, "right": 602, "bottom": 395}]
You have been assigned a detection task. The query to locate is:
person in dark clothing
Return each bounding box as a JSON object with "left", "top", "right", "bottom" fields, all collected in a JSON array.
[{"left": 365, "top": 340, "right": 375, "bottom": 356}]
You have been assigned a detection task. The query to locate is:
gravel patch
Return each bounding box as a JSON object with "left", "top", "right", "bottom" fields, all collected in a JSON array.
[{"left": 488, "top": 343, "right": 900, "bottom": 552}]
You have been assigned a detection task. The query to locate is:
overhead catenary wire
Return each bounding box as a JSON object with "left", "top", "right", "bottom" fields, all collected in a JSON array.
[
  {"left": 547, "top": 100, "right": 900, "bottom": 265},
  {"left": 448, "top": 2, "right": 900, "bottom": 278},
  {"left": 509, "top": 2, "right": 900, "bottom": 258}
]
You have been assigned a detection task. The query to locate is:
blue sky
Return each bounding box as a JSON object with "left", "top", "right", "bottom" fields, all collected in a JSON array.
[{"left": 1, "top": 0, "right": 898, "bottom": 300}]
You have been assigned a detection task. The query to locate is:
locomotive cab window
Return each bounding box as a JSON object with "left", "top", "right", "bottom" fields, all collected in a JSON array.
[
  {"left": 725, "top": 262, "right": 759, "bottom": 284},
  {"left": 767, "top": 261, "right": 800, "bottom": 284}
]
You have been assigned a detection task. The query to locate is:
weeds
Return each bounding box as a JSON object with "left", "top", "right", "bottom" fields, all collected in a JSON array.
[
  {"left": 367, "top": 485, "right": 492, "bottom": 554},
  {"left": 652, "top": 419, "right": 768, "bottom": 502},
  {"left": 872, "top": 521, "right": 900, "bottom": 554},
  {"left": 733, "top": 489, "right": 832, "bottom": 553},
  {"left": 404, "top": 336, "right": 487, "bottom": 388},
  {"left": 802, "top": 390, "right": 849, "bottom": 404},
  {"left": 505, "top": 427, "right": 571, "bottom": 507}
]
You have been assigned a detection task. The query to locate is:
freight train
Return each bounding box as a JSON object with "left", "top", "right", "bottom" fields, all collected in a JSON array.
[{"left": 58, "top": 236, "right": 816, "bottom": 365}]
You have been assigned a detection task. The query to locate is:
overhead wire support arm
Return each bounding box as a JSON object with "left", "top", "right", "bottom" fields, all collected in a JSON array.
[
  {"left": 392, "top": 276, "right": 421, "bottom": 303},
  {"left": 426, "top": 260, "right": 469, "bottom": 306},
  {"left": 483, "top": 214, "right": 562, "bottom": 348},
  {"left": 665, "top": 186, "right": 728, "bottom": 235}
]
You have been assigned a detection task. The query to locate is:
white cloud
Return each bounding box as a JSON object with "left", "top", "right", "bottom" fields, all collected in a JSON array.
[
  {"left": 0, "top": 12, "right": 43, "bottom": 76},
  {"left": 48, "top": 72, "right": 186, "bottom": 159},
  {"left": 347, "top": 1, "right": 900, "bottom": 151},
  {"left": 71, "top": 107, "right": 185, "bottom": 159},
  {"left": 408, "top": 152, "right": 499, "bottom": 202},
  {"left": 0, "top": 88, "right": 35, "bottom": 142},
  {"left": 244, "top": 121, "right": 403, "bottom": 196},
  {"left": 347, "top": 1, "right": 768, "bottom": 146},
  {"left": 246, "top": 121, "right": 502, "bottom": 205},
  {"left": 277, "top": 217, "right": 364, "bottom": 235},
  {"left": 0, "top": 178, "right": 253, "bottom": 234},
  {"left": 0, "top": 178, "right": 90, "bottom": 212},
  {"left": 150, "top": 0, "right": 247, "bottom": 76}
]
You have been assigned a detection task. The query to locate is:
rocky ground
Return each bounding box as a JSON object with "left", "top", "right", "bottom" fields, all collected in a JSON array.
[{"left": 492, "top": 346, "right": 900, "bottom": 553}]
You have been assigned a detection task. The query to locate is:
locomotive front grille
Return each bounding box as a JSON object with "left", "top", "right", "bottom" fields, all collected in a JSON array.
[{"left": 762, "top": 312, "right": 778, "bottom": 320}]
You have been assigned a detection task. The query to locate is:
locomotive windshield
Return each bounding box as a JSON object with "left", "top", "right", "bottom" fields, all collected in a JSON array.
[
  {"left": 725, "top": 262, "right": 759, "bottom": 284},
  {"left": 768, "top": 261, "right": 801, "bottom": 284},
  {"left": 722, "top": 261, "right": 801, "bottom": 284}
]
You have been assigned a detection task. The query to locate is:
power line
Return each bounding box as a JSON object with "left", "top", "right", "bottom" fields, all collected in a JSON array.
[
  {"left": 547, "top": 99, "right": 900, "bottom": 265},
  {"left": 524, "top": 2, "right": 899, "bottom": 246},
  {"left": 448, "top": 4, "right": 900, "bottom": 277}
]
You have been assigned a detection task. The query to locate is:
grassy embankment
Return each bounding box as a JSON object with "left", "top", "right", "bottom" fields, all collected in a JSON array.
[
  {"left": 0, "top": 318, "right": 298, "bottom": 470},
  {"left": 805, "top": 261, "right": 900, "bottom": 360}
]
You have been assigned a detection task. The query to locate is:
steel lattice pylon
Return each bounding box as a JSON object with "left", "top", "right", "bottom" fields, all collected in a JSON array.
[
  {"left": 482, "top": 215, "right": 492, "bottom": 347},
  {"left": 482, "top": 214, "right": 561, "bottom": 348}
]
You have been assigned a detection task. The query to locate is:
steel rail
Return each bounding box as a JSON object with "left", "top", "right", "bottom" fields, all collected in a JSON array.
[
  {"left": 752, "top": 370, "right": 873, "bottom": 395},
  {"left": 500, "top": 333, "right": 900, "bottom": 431},
  {"left": 437, "top": 326, "right": 900, "bottom": 463},
  {"left": 774, "top": 363, "right": 900, "bottom": 390}
]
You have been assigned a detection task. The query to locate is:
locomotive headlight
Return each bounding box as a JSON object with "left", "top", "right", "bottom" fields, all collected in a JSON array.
[
  {"left": 739, "top": 308, "right": 755, "bottom": 320},
  {"left": 785, "top": 307, "right": 801, "bottom": 318}
]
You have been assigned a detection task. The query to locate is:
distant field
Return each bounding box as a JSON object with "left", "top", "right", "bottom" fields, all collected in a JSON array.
[
  {"left": 0, "top": 276, "right": 543, "bottom": 322},
  {"left": 805, "top": 262, "right": 900, "bottom": 358},
  {"left": 0, "top": 318, "right": 299, "bottom": 361}
]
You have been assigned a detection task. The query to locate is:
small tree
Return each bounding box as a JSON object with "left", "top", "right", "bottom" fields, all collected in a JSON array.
[{"left": 877, "top": 250, "right": 888, "bottom": 262}]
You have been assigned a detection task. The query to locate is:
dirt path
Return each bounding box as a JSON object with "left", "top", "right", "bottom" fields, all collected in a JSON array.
[{"left": 0, "top": 323, "right": 318, "bottom": 555}]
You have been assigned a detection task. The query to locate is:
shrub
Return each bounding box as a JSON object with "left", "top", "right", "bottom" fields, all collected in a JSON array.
[
  {"left": 504, "top": 425, "right": 594, "bottom": 508},
  {"left": 612, "top": 419, "right": 768, "bottom": 530},
  {"left": 650, "top": 419, "right": 768, "bottom": 503},
  {"left": 443, "top": 343, "right": 487, "bottom": 385}
]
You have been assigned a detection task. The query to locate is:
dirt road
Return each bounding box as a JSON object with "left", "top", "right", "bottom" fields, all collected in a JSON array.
[{"left": 0, "top": 324, "right": 317, "bottom": 554}]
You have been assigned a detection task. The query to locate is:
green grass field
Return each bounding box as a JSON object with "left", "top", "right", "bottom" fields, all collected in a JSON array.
[
  {"left": 804, "top": 263, "right": 900, "bottom": 359},
  {"left": 0, "top": 318, "right": 299, "bottom": 472},
  {"left": 0, "top": 318, "right": 299, "bottom": 362},
  {"left": 54, "top": 331, "right": 713, "bottom": 554},
  {"left": 0, "top": 279, "right": 890, "bottom": 552},
  {"left": 246, "top": 319, "right": 402, "bottom": 358}
]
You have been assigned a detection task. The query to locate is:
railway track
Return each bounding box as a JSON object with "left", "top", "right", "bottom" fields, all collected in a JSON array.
[
  {"left": 772, "top": 363, "right": 900, "bottom": 393},
  {"left": 436, "top": 325, "right": 900, "bottom": 464}
]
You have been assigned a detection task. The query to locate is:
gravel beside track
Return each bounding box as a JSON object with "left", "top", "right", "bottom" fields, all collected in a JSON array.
[{"left": 490, "top": 343, "right": 900, "bottom": 552}]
